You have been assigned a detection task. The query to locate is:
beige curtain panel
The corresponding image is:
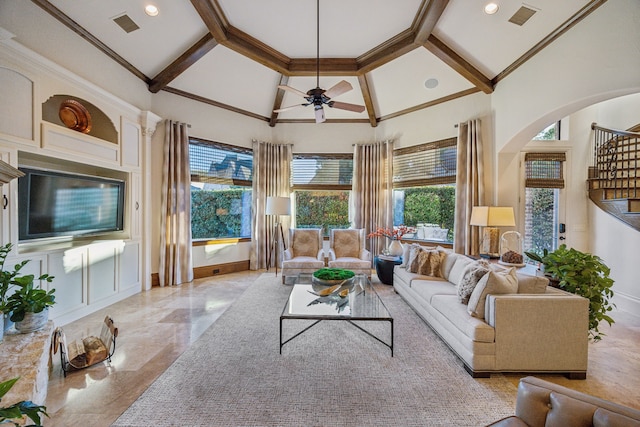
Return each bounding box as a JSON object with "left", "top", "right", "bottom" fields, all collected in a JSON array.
[
  {"left": 454, "top": 119, "right": 485, "bottom": 256},
  {"left": 159, "top": 120, "right": 194, "bottom": 287},
  {"left": 352, "top": 140, "right": 394, "bottom": 256},
  {"left": 250, "top": 141, "right": 292, "bottom": 270}
]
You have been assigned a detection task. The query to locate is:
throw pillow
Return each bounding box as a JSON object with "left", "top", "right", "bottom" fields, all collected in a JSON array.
[
  {"left": 400, "top": 243, "right": 419, "bottom": 267},
  {"left": 333, "top": 230, "right": 360, "bottom": 259},
  {"left": 516, "top": 274, "right": 549, "bottom": 294},
  {"left": 456, "top": 259, "right": 491, "bottom": 304},
  {"left": 447, "top": 256, "right": 474, "bottom": 286},
  {"left": 406, "top": 245, "right": 423, "bottom": 273},
  {"left": 438, "top": 248, "right": 457, "bottom": 280},
  {"left": 292, "top": 230, "right": 319, "bottom": 258},
  {"left": 467, "top": 268, "right": 518, "bottom": 319},
  {"left": 416, "top": 249, "right": 445, "bottom": 277}
]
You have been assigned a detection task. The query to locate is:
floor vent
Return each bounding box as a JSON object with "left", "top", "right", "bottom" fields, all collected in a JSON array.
[
  {"left": 509, "top": 5, "right": 538, "bottom": 26},
  {"left": 113, "top": 14, "right": 140, "bottom": 33}
]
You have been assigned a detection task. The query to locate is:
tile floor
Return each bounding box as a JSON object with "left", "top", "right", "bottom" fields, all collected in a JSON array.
[{"left": 43, "top": 271, "right": 640, "bottom": 426}]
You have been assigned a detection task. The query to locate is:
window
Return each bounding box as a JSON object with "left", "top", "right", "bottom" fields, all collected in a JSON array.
[
  {"left": 533, "top": 122, "right": 560, "bottom": 140},
  {"left": 523, "top": 152, "right": 565, "bottom": 258},
  {"left": 393, "top": 138, "right": 457, "bottom": 242},
  {"left": 189, "top": 138, "right": 253, "bottom": 240},
  {"left": 291, "top": 154, "right": 353, "bottom": 236}
]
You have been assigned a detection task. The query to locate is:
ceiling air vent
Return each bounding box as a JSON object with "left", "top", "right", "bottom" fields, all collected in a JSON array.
[
  {"left": 509, "top": 5, "right": 538, "bottom": 26},
  {"left": 112, "top": 14, "right": 140, "bottom": 33}
]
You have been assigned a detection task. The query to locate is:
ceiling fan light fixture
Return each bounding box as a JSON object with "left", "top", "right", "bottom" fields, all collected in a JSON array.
[{"left": 484, "top": 2, "right": 499, "bottom": 14}]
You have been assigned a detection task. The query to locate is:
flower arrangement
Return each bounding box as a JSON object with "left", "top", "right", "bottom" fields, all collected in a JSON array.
[{"left": 367, "top": 225, "right": 415, "bottom": 241}]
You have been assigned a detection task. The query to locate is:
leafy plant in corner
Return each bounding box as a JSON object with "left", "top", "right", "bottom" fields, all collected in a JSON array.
[
  {"left": 0, "top": 377, "right": 49, "bottom": 426},
  {"left": 0, "top": 243, "right": 55, "bottom": 323},
  {"left": 525, "top": 244, "right": 615, "bottom": 341}
]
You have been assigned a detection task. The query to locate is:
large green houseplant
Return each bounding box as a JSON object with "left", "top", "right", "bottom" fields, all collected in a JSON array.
[
  {"left": 0, "top": 243, "right": 55, "bottom": 334},
  {"left": 524, "top": 244, "right": 615, "bottom": 341},
  {"left": 0, "top": 377, "right": 49, "bottom": 426}
]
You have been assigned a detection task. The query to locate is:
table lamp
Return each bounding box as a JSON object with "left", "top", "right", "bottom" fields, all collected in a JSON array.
[
  {"left": 265, "top": 196, "right": 291, "bottom": 275},
  {"left": 469, "top": 206, "right": 515, "bottom": 258}
]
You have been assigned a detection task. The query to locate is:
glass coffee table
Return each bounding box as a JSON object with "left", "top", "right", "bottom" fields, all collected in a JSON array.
[{"left": 279, "top": 273, "right": 394, "bottom": 356}]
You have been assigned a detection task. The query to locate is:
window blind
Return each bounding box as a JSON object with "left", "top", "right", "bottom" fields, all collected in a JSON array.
[
  {"left": 291, "top": 153, "right": 353, "bottom": 190},
  {"left": 189, "top": 138, "right": 253, "bottom": 186},
  {"left": 524, "top": 152, "right": 565, "bottom": 189},
  {"left": 393, "top": 138, "right": 457, "bottom": 188}
]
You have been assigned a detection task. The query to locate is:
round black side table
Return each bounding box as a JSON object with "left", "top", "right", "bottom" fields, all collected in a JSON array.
[{"left": 374, "top": 256, "right": 402, "bottom": 285}]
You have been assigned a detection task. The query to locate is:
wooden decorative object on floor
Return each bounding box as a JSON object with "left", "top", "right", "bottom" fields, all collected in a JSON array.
[{"left": 52, "top": 316, "right": 118, "bottom": 376}]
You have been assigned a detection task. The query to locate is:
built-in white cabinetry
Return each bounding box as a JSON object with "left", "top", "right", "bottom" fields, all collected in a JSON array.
[
  {"left": 11, "top": 240, "right": 141, "bottom": 325},
  {"left": 0, "top": 149, "right": 16, "bottom": 249},
  {"left": 121, "top": 117, "right": 141, "bottom": 170},
  {"left": 130, "top": 172, "right": 142, "bottom": 240}
]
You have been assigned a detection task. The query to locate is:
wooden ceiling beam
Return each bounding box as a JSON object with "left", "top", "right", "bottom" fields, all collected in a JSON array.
[
  {"left": 224, "top": 26, "right": 291, "bottom": 74},
  {"left": 357, "top": 74, "right": 377, "bottom": 127},
  {"left": 356, "top": 30, "right": 420, "bottom": 74},
  {"left": 288, "top": 58, "right": 358, "bottom": 76},
  {"left": 189, "top": 0, "right": 228, "bottom": 42},
  {"left": 424, "top": 35, "right": 493, "bottom": 94},
  {"left": 412, "top": 0, "right": 450, "bottom": 44},
  {"left": 149, "top": 33, "right": 218, "bottom": 93}
]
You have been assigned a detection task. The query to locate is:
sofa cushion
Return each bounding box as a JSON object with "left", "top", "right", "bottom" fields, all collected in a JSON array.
[
  {"left": 431, "top": 294, "right": 496, "bottom": 343},
  {"left": 516, "top": 273, "right": 548, "bottom": 294},
  {"left": 282, "top": 257, "right": 324, "bottom": 269},
  {"left": 468, "top": 268, "right": 518, "bottom": 319},
  {"left": 411, "top": 278, "right": 455, "bottom": 304},
  {"left": 394, "top": 266, "right": 437, "bottom": 287},
  {"left": 457, "top": 259, "right": 491, "bottom": 304}
]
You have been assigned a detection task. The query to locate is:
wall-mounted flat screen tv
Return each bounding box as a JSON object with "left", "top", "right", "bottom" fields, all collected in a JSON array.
[{"left": 18, "top": 167, "right": 125, "bottom": 241}]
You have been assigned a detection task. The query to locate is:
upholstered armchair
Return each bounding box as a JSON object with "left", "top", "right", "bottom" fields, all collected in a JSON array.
[
  {"left": 281, "top": 228, "right": 325, "bottom": 284},
  {"left": 327, "top": 228, "right": 372, "bottom": 277}
]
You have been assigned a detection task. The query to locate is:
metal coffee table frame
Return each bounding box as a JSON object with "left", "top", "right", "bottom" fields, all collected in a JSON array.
[{"left": 279, "top": 274, "right": 394, "bottom": 356}]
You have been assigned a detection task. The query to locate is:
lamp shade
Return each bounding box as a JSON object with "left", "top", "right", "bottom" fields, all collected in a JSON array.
[
  {"left": 469, "top": 206, "right": 515, "bottom": 227},
  {"left": 265, "top": 196, "right": 291, "bottom": 216}
]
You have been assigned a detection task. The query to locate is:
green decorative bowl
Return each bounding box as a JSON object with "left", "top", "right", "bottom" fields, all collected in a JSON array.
[{"left": 311, "top": 268, "right": 356, "bottom": 288}]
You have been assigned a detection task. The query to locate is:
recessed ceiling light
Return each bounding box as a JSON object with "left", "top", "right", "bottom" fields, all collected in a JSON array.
[
  {"left": 484, "top": 2, "right": 499, "bottom": 14},
  {"left": 144, "top": 5, "right": 159, "bottom": 17},
  {"left": 424, "top": 78, "right": 439, "bottom": 89}
]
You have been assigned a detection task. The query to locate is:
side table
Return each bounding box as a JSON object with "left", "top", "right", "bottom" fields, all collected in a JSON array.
[{"left": 374, "top": 255, "right": 402, "bottom": 285}]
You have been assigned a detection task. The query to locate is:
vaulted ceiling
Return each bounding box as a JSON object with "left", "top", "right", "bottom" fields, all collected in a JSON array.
[{"left": 32, "top": 0, "right": 605, "bottom": 127}]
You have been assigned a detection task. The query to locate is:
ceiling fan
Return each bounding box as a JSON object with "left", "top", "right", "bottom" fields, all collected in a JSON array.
[{"left": 273, "top": 0, "right": 366, "bottom": 123}]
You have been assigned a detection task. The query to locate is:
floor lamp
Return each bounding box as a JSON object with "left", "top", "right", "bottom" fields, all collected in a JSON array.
[
  {"left": 470, "top": 206, "right": 516, "bottom": 258},
  {"left": 265, "top": 196, "right": 290, "bottom": 275}
]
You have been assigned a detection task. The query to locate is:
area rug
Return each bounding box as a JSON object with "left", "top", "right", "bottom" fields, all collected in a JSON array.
[{"left": 112, "top": 274, "right": 516, "bottom": 426}]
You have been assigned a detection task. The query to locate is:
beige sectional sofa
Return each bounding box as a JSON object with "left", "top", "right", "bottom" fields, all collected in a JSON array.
[{"left": 393, "top": 246, "right": 590, "bottom": 378}]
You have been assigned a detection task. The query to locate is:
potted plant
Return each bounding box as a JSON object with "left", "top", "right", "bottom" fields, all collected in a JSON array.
[
  {"left": 0, "top": 376, "right": 48, "bottom": 426},
  {"left": 0, "top": 243, "right": 54, "bottom": 334},
  {"left": 524, "top": 244, "right": 615, "bottom": 341}
]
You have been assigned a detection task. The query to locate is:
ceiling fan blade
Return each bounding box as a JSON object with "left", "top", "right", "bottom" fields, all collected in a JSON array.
[
  {"left": 323, "top": 80, "right": 353, "bottom": 99},
  {"left": 330, "top": 101, "right": 365, "bottom": 113},
  {"left": 273, "top": 104, "right": 306, "bottom": 113},
  {"left": 278, "top": 85, "right": 309, "bottom": 98},
  {"left": 314, "top": 106, "right": 326, "bottom": 124}
]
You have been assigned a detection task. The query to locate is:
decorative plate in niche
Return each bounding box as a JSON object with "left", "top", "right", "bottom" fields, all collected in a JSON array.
[{"left": 59, "top": 99, "right": 92, "bottom": 133}]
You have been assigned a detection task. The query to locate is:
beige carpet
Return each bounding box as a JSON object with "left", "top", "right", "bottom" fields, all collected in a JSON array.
[{"left": 112, "top": 274, "right": 517, "bottom": 426}]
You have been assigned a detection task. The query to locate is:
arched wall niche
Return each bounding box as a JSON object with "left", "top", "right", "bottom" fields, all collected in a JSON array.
[{"left": 42, "top": 94, "right": 118, "bottom": 144}]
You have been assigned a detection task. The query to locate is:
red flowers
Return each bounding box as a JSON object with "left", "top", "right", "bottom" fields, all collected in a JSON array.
[{"left": 367, "top": 225, "right": 415, "bottom": 240}]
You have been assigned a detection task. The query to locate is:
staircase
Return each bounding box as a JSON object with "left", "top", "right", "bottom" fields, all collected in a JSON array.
[{"left": 588, "top": 123, "right": 640, "bottom": 231}]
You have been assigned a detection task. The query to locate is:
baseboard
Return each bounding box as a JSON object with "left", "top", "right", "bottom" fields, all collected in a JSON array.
[
  {"left": 612, "top": 291, "right": 640, "bottom": 318},
  {"left": 151, "top": 260, "right": 251, "bottom": 286}
]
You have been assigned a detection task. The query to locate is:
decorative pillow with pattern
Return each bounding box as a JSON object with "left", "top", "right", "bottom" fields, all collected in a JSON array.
[
  {"left": 292, "top": 230, "right": 319, "bottom": 257},
  {"left": 417, "top": 249, "right": 445, "bottom": 277},
  {"left": 456, "top": 259, "right": 491, "bottom": 304},
  {"left": 333, "top": 230, "right": 361, "bottom": 259}
]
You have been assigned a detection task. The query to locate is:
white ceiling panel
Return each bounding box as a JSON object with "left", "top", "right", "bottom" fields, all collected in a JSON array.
[
  {"left": 369, "top": 48, "right": 474, "bottom": 116},
  {"left": 218, "top": 0, "right": 423, "bottom": 58},
  {"left": 433, "top": 0, "right": 593, "bottom": 78},
  {"left": 48, "top": 0, "right": 207, "bottom": 77},
  {"left": 171, "top": 45, "right": 282, "bottom": 117}
]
